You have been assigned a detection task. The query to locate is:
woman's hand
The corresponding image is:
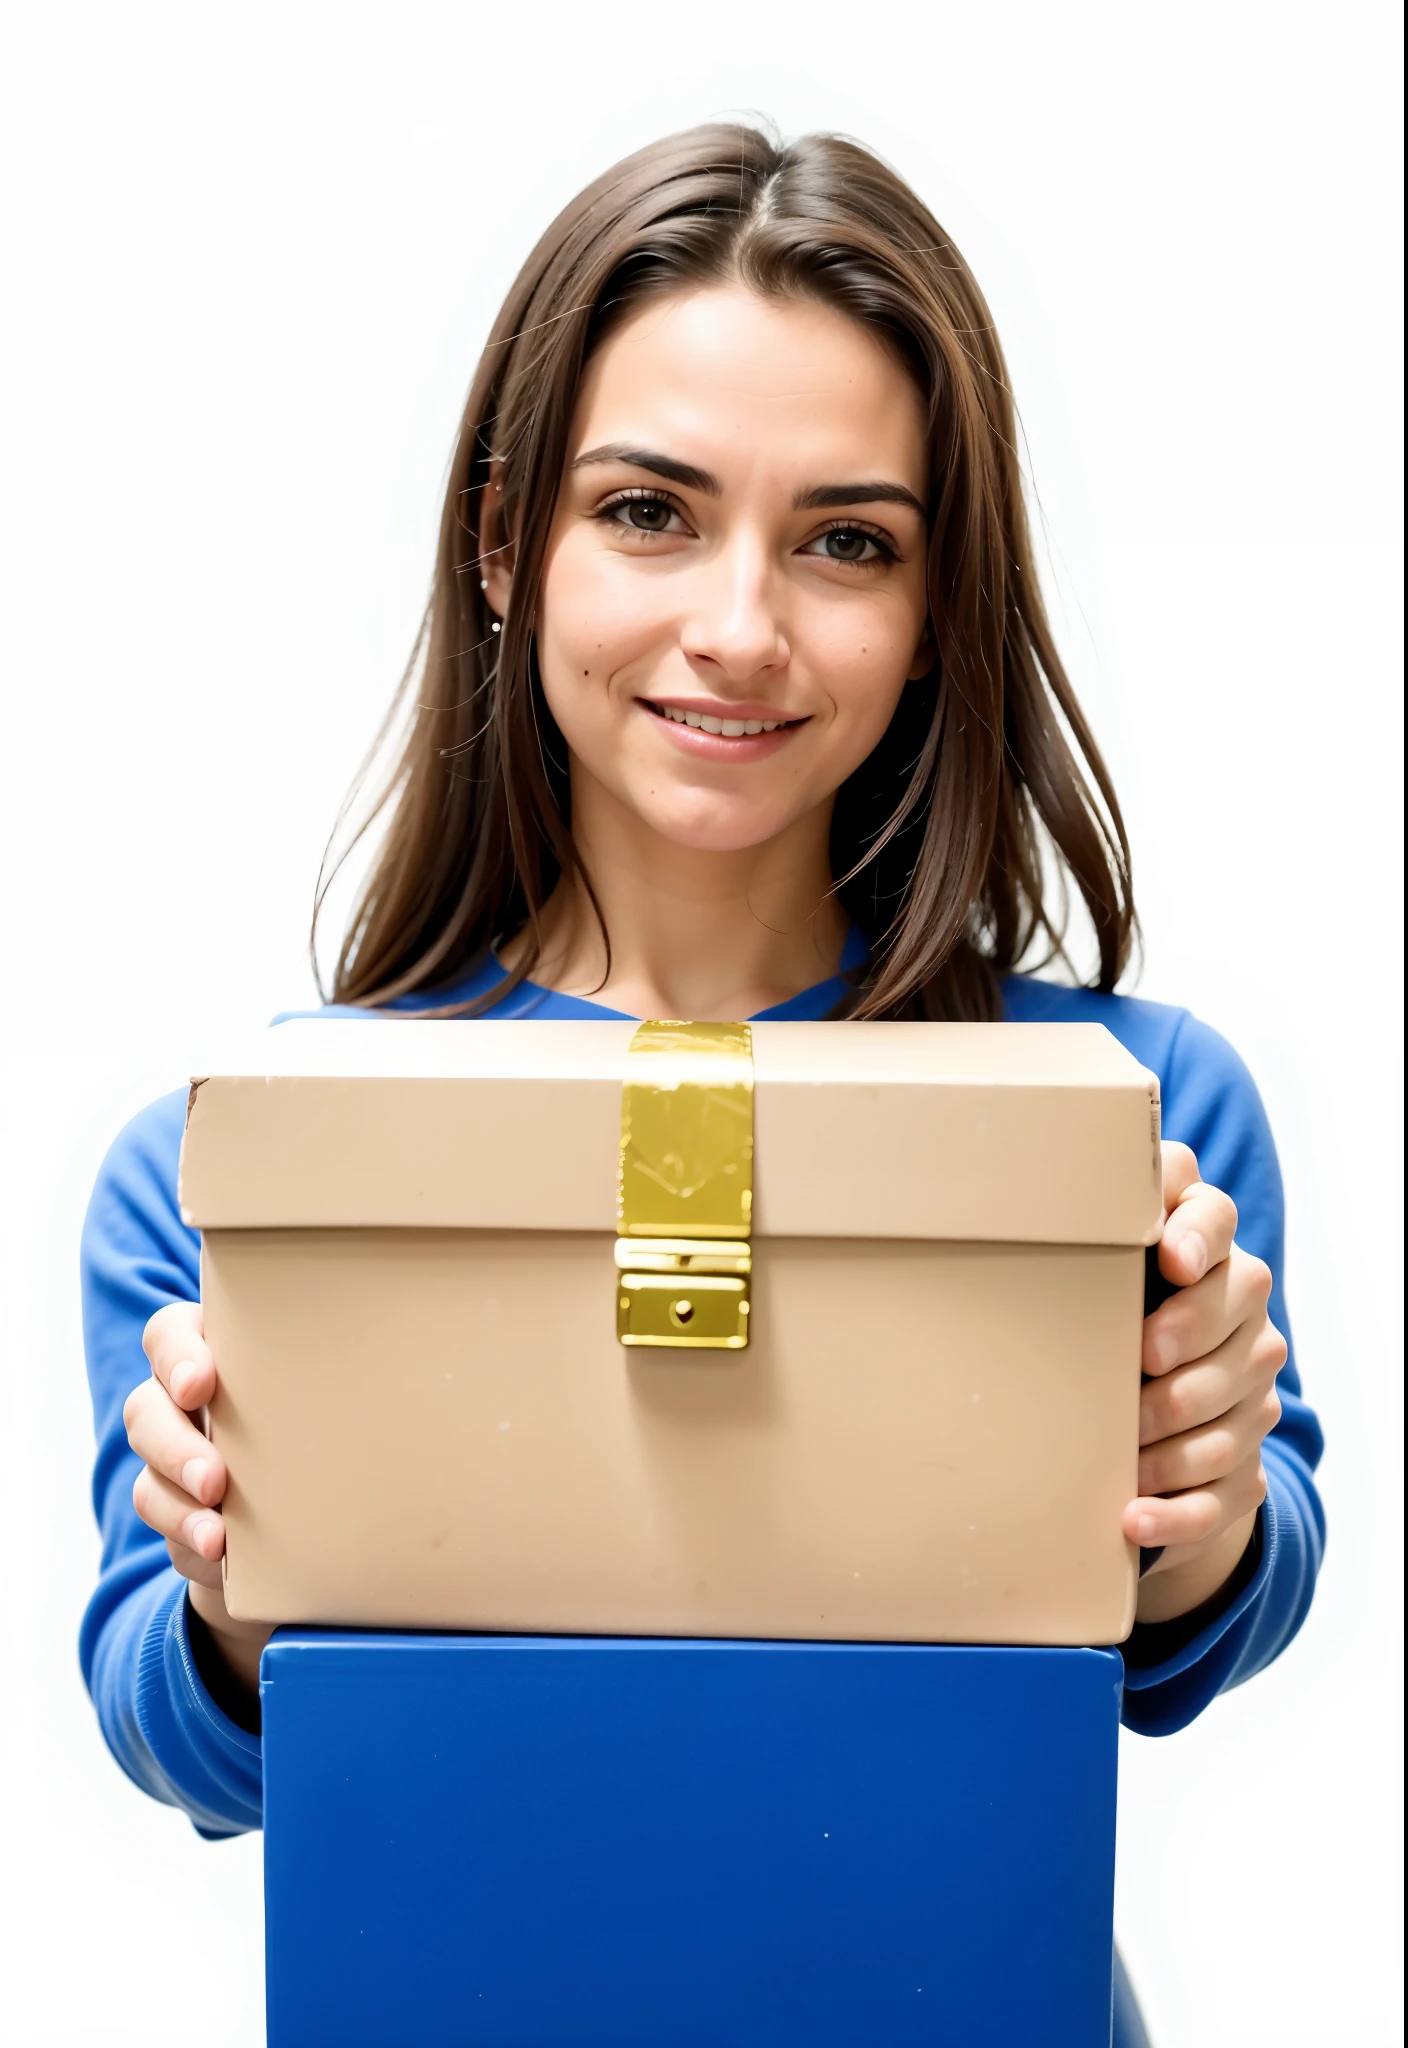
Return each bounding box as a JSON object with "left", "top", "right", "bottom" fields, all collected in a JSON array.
[
  {"left": 1127, "top": 1142, "right": 1287, "bottom": 1624},
  {"left": 124, "top": 1302, "right": 271, "bottom": 1697}
]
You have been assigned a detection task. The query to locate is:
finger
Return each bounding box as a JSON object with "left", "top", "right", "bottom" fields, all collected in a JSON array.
[
  {"left": 1140, "top": 1318, "right": 1287, "bottom": 1444},
  {"left": 1143, "top": 1259, "right": 1240, "bottom": 1374},
  {"left": 1159, "top": 1180, "right": 1238, "bottom": 1288},
  {"left": 166, "top": 1536, "right": 225, "bottom": 1591},
  {"left": 1138, "top": 1387, "right": 1280, "bottom": 1495},
  {"left": 142, "top": 1301, "right": 215, "bottom": 1410},
  {"left": 1160, "top": 1141, "right": 1201, "bottom": 1208},
  {"left": 132, "top": 1465, "right": 226, "bottom": 1562},
  {"left": 1142, "top": 1245, "right": 1275, "bottom": 1375},
  {"left": 123, "top": 1379, "right": 228, "bottom": 1507},
  {"left": 1123, "top": 1458, "right": 1268, "bottom": 1550}
]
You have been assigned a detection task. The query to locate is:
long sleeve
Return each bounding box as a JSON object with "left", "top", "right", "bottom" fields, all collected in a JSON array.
[
  {"left": 1117, "top": 1008, "right": 1325, "bottom": 1732},
  {"left": 1003, "top": 978, "right": 1327, "bottom": 1734},
  {"left": 78, "top": 1090, "right": 263, "bottom": 1836}
]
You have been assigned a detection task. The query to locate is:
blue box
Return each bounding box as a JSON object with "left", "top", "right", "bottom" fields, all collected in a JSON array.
[{"left": 262, "top": 1634, "right": 1121, "bottom": 2045}]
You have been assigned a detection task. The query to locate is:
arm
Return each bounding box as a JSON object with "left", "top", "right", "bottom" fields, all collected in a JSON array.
[
  {"left": 1118, "top": 1013, "right": 1326, "bottom": 1734},
  {"left": 78, "top": 1092, "right": 265, "bottom": 1835}
]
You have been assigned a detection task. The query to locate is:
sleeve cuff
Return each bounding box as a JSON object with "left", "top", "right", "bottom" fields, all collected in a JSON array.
[
  {"left": 1119, "top": 1433, "right": 1322, "bottom": 1735},
  {"left": 131, "top": 1576, "right": 264, "bottom": 1835},
  {"left": 1123, "top": 1503, "right": 1272, "bottom": 1695},
  {"left": 1123, "top": 1509, "right": 1266, "bottom": 1674}
]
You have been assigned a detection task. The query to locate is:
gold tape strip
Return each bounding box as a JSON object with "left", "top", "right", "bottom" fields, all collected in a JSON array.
[{"left": 615, "top": 1021, "right": 753, "bottom": 1350}]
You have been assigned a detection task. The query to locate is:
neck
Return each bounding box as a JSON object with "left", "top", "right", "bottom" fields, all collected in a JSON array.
[{"left": 507, "top": 772, "right": 848, "bottom": 1020}]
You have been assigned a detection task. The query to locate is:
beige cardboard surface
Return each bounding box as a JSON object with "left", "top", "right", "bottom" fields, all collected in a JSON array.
[
  {"left": 183, "top": 1019, "right": 1160, "bottom": 1643},
  {"left": 182, "top": 1019, "right": 1163, "bottom": 1245},
  {"left": 204, "top": 1231, "right": 1143, "bottom": 1643}
]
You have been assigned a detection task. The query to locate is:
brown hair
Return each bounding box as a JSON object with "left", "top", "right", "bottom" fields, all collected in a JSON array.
[{"left": 316, "top": 122, "right": 1135, "bottom": 1020}]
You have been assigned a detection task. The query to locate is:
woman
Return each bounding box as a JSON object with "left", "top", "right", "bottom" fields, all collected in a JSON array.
[{"left": 82, "top": 124, "right": 1324, "bottom": 2040}]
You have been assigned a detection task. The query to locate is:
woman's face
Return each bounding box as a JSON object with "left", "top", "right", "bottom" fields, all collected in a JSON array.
[{"left": 522, "top": 286, "right": 932, "bottom": 855}]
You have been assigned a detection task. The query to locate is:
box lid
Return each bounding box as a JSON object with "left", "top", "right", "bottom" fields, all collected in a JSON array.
[{"left": 178, "top": 1018, "right": 1162, "bottom": 1246}]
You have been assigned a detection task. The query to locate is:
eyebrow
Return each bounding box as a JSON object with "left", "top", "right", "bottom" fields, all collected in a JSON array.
[
  {"left": 571, "top": 444, "right": 720, "bottom": 494},
  {"left": 570, "top": 443, "right": 927, "bottom": 520},
  {"left": 794, "top": 480, "right": 927, "bottom": 519}
]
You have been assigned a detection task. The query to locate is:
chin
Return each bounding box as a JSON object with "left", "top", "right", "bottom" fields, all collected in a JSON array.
[{"left": 638, "top": 791, "right": 798, "bottom": 854}]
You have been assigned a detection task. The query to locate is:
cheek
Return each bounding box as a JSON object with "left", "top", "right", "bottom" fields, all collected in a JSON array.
[
  {"left": 807, "top": 600, "right": 920, "bottom": 752},
  {"left": 536, "top": 535, "right": 663, "bottom": 704}
]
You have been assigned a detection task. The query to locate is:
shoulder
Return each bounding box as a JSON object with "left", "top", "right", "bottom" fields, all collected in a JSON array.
[
  {"left": 270, "top": 952, "right": 533, "bottom": 1024},
  {"left": 87, "top": 1088, "right": 189, "bottom": 1223},
  {"left": 1001, "top": 975, "right": 1279, "bottom": 1216},
  {"left": 269, "top": 1002, "right": 385, "bottom": 1023},
  {"left": 271, "top": 967, "right": 632, "bottom": 1024},
  {"left": 82, "top": 1087, "right": 199, "bottom": 1295},
  {"left": 1001, "top": 974, "right": 1203, "bottom": 1079}
]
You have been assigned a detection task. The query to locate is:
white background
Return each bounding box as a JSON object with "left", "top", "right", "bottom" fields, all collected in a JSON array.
[{"left": 1, "top": 4, "right": 1401, "bottom": 2042}]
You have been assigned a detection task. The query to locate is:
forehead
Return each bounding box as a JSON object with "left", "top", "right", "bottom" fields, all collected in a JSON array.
[{"left": 570, "top": 287, "right": 928, "bottom": 491}]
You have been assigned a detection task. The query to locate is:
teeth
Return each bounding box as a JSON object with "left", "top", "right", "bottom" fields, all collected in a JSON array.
[{"left": 657, "top": 705, "right": 787, "bottom": 735}]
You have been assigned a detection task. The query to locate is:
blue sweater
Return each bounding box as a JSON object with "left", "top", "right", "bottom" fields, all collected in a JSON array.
[{"left": 79, "top": 955, "right": 1325, "bottom": 1838}]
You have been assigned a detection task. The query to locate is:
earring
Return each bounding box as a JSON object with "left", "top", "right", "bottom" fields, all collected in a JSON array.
[
  {"left": 491, "top": 622, "right": 501, "bottom": 634},
  {"left": 480, "top": 580, "right": 487, "bottom": 591}
]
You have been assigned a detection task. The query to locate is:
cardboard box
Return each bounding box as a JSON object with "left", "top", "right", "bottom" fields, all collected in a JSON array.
[{"left": 180, "top": 1017, "right": 1162, "bottom": 1644}]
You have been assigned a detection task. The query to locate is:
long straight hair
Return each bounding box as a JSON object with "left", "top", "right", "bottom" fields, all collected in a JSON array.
[{"left": 316, "top": 124, "right": 1135, "bottom": 1020}]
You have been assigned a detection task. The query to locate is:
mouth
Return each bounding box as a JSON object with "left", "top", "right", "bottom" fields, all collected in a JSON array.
[
  {"left": 647, "top": 701, "right": 803, "bottom": 737},
  {"left": 640, "top": 698, "right": 810, "bottom": 759}
]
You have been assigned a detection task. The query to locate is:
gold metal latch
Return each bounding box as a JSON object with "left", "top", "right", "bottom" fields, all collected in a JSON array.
[{"left": 615, "top": 1021, "right": 753, "bottom": 1350}]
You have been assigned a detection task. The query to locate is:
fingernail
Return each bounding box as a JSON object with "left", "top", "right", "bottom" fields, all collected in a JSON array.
[
  {"left": 1149, "top": 1326, "right": 1180, "bottom": 1371},
  {"left": 181, "top": 1458, "right": 211, "bottom": 1500},
  {"left": 185, "top": 1512, "right": 220, "bottom": 1555},
  {"left": 170, "top": 1360, "right": 199, "bottom": 1402},
  {"left": 1180, "top": 1232, "right": 1208, "bottom": 1281},
  {"left": 1137, "top": 1514, "right": 1160, "bottom": 1544}
]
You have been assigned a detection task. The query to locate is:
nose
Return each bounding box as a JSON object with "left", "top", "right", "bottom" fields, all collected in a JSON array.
[{"left": 678, "top": 530, "right": 789, "bottom": 683}]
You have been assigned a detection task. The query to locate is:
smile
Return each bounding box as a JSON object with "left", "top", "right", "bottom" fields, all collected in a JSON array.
[{"left": 645, "top": 702, "right": 805, "bottom": 737}]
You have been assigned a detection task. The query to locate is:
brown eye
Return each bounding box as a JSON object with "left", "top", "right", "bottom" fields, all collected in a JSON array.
[
  {"left": 822, "top": 528, "right": 876, "bottom": 562},
  {"left": 626, "top": 499, "right": 672, "bottom": 531},
  {"left": 800, "top": 524, "right": 893, "bottom": 565},
  {"left": 601, "top": 492, "right": 684, "bottom": 535}
]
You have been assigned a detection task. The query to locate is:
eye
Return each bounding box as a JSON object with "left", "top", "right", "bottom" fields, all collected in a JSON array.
[
  {"left": 598, "top": 490, "right": 688, "bottom": 535},
  {"left": 800, "top": 524, "right": 895, "bottom": 565}
]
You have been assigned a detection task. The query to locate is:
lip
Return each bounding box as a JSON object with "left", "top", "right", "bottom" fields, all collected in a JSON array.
[{"left": 637, "top": 696, "right": 809, "bottom": 763}]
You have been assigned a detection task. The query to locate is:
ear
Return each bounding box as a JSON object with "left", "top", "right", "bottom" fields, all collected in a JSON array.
[{"left": 477, "top": 461, "right": 515, "bottom": 619}]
